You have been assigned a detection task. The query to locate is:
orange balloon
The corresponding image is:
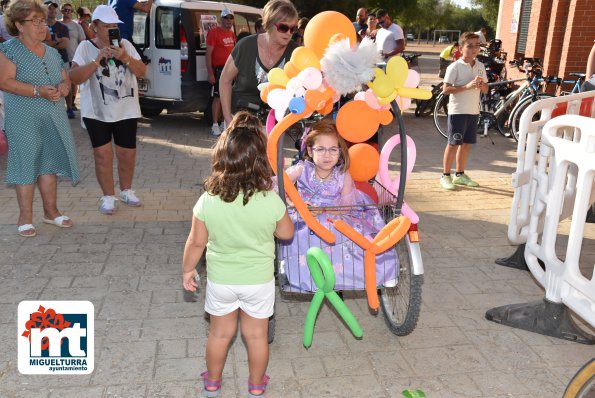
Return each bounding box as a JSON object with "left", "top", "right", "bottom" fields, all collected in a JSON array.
[
  {"left": 305, "top": 90, "right": 327, "bottom": 111},
  {"left": 328, "top": 32, "right": 348, "bottom": 47},
  {"left": 364, "top": 250, "right": 379, "bottom": 310},
  {"left": 304, "top": 11, "right": 357, "bottom": 59},
  {"left": 320, "top": 99, "right": 334, "bottom": 115},
  {"left": 333, "top": 220, "right": 372, "bottom": 250},
  {"left": 260, "top": 84, "right": 283, "bottom": 103},
  {"left": 348, "top": 144, "right": 379, "bottom": 182},
  {"left": 336, "top": 101, "right": 379, "bottom": 143},
  {"left": 370, "top": 216, "right": 411, "bottom": 254},
  {"left": 379, "top": 109, "right": 393, "bottom": 125},
  {"left": 284, "top": 61, "right": 300, "bottom": 78},
  {"left": 290, "top": 47, "right": 321, "bottom": 70}
]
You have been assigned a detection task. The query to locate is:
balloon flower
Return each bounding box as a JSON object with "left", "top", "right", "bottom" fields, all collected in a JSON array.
[
  {"left": 303, "top": 247, "right": 363, "bottom": 348},
  {"left": 368, "top": 56, "right": 432, "bottom": 106}
]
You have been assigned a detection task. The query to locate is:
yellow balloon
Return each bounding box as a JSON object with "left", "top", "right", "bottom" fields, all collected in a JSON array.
[
  {"left": 268, "top": 67, "right": 289, "bottom": 87},
  {"left": 370, "top": 74, "right": 394, "bottom": 98},
  {"left": 377, "top": 91, "right": 398, "bottom": 105},
  {"left": 291, "top": 47, "right": 321, "bottom": 70},
  {"left": 397, "top": 87, "right": 433, "bottom": 100},
  {"left": 386, "top": 56, "right": 408, "bottom": 88}
]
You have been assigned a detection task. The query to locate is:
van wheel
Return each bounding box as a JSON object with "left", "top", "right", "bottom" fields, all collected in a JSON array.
[{"left": 141, "top": 107, "right": 163, "bottom": 117}]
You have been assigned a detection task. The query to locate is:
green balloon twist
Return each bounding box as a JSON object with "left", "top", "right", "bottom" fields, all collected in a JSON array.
[{"left": 303, "top": 247, "right": 363, "bottom": 348}]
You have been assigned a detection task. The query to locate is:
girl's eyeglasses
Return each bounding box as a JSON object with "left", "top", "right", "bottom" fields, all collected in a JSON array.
[
  {"left": 311, "top": 146, "right": 340, "bottom": 156},
  {"left": 274, "top": 23, "right": 298, "bottom": 34}
]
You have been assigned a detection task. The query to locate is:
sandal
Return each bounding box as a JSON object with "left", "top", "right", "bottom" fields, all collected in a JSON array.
[
  {"left": 17, "top": 224, "right": 36, "bottom": 237},
  {"left": 248, "top": 374, "right": 270, "bottom": 397},
  {"left": 201, "top": 371, "right": 221, "bottom": 397},
  {"left": 43, "top": 215, "right": 72, "bottom": 228}
]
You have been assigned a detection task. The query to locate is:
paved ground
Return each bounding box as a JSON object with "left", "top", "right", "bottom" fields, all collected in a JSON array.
[{"left": 1, "top": 90, "right": 594, "bottom": 397}]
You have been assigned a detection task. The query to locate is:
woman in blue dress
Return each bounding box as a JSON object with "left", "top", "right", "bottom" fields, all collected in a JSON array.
[{"left": 0, "top": 0, "right": 80, "bottom": 237}]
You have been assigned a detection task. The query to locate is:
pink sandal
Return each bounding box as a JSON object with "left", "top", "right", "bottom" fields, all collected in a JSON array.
[
  {"left": 248, "top": 374, "right": 270, "bottom": 397},
  {"left": 200, "top": 371, "right": 221, "bottom": 397}
]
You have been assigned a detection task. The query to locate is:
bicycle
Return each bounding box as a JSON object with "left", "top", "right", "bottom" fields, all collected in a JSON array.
[
  {"left": 558, "top": 72, "right": 586, "bottom": 95},
  {"left": 563, "top": 358, "right": 595, "bottom": 398},
  {"left": 505, "top": 59, "right": 562, "bottom": 141},
  {"left": 402, "top": 51, "right": 422, "bottom": 74},
  {"left": 415, "top": 82, "right": 443, "bottom": 117}
]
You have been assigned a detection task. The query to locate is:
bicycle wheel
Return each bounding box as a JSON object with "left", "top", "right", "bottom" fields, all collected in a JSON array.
[
  {"left": 379, "top": 236, "right": 423, "bottom": 336},
  {"left": 563, "top": 358, "right": 595, "bottom": 398},
  {"left": 433, "top": 94, "right": 449, "bottom": 139},
  {"left": 509, "top": 94, "right": 555, "bottom": 141},
  {"left": 494, "top": 97, "right": 515, "bottom": 137}
]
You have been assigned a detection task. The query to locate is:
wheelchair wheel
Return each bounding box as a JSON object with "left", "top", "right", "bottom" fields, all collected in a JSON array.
[
  {"left": 379, "top": 236, "right": 423, "bottom": 336},
  {"left": 563, "top": 358, "right": 595, "bottom": 398}
]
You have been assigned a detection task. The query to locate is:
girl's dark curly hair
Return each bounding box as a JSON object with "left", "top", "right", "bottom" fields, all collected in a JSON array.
[{"left": 204, "top": 111, "right": 273, "bottom": 205}]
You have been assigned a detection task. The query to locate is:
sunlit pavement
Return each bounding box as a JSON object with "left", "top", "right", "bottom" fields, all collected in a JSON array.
[{"left": 0, "top": 88, "right": 593, "bottom": 396}]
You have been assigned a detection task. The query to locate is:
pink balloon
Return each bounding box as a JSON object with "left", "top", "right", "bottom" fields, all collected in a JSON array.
[
  {"left": 378, "top": 134, "right": 416, "bottom": 193},
  {"left": 404, "top": 69, "right": 421, "bottom": 88},
  {"left": 365, "top": 89, "right": 382, "bottom": 110},
  {"left": 377, "top": 134, "right": 419, "bottom": 223},
  {"left": 266, "top": 109, "right": 276, "bottom": 135},
  {"left": 395, "top": 96, "right": 412, "bottom": 111}
]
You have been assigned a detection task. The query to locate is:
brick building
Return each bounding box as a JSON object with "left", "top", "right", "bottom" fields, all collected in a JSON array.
[{"left": 496, "top": 0, "right": 595, "bottom": 81}]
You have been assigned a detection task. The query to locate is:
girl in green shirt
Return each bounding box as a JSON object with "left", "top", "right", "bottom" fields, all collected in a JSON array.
[{"left": 182, "top": 111, "right": 293, "bottom": 397}]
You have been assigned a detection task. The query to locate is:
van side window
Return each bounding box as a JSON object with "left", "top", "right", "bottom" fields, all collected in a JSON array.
[
  {"left": 192, "top": 10, "right": 219, "bottom": 50},
  {"left": 233, "top": 13, "right": 249, "bottom": 37},
  {"left": 156, "top": 7, "right": 179, "bottom": 49},
  {"left": 132, "top": 12, "right": 149, "bottom": 47}
]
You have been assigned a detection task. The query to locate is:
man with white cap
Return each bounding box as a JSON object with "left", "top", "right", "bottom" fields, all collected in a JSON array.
[
  {"left": 69, "top": 5, "right": 147, "bottom": 215},
  {"left": 206, "top": 8, "right": 236, "bottom": 136},
  {"left": 108, "top": 0, "right": 153, "bottom": 42}
]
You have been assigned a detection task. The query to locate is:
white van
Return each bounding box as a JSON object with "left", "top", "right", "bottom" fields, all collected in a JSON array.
[{"left": 131, "top": 0, "right": 262, "bottom": 116}]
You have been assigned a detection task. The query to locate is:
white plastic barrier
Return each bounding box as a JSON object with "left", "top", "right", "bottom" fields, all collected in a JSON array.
[
  {"left": 508, "top": 91, "right": 595, "bottom": 245},
  {"left": 524, "top": 114, "right": 595, "bottom": 327}
]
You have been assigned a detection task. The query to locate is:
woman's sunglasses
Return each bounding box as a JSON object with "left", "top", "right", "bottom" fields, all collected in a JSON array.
[{"left": 274, "top": 23, "right": 298, "bottom": 34}]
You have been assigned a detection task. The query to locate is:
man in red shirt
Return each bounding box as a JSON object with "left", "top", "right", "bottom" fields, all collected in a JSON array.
[{"left": 206, "top": 8, "right": 236, "bottom": 136}]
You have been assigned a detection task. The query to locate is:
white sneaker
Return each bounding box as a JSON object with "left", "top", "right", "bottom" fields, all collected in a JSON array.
[
  {"left": 219, "top": 121, "right": 226, "bottom": 132},
  {"left": 210, "top": 124, "right": 222, "bottom": 136},
  {"left": 99, "top": 195, "right": 117, "bottom": 215},
  {"left": 120, "top": 189, "right": 141, "bottom": 207}
]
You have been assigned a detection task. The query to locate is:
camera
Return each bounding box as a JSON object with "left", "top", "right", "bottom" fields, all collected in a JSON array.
[{"left": 108, "top": 28, "right": 121, "bottom": 47}]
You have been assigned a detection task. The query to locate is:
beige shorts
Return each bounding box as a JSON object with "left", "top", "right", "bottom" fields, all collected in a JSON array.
[{"left": 204, "top": 279, "right": 275, "bottom": 319}]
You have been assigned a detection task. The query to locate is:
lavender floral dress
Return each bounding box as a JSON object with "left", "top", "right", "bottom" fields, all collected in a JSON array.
[{"left": 278, "top": 160, "right": 398, "bottom": 292}]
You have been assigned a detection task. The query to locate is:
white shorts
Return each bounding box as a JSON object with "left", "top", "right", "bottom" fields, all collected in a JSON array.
[{"left": 204, "top": 279, "right": 275, "bottom": 319}]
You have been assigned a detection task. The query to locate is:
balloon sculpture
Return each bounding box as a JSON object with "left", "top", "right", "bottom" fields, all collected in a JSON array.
[
  {"left": 303, "top": 247, "right": 363, "bottom": 348},
  {"left": 262, "top": 11, "right": 431, "bottom": 311}
]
